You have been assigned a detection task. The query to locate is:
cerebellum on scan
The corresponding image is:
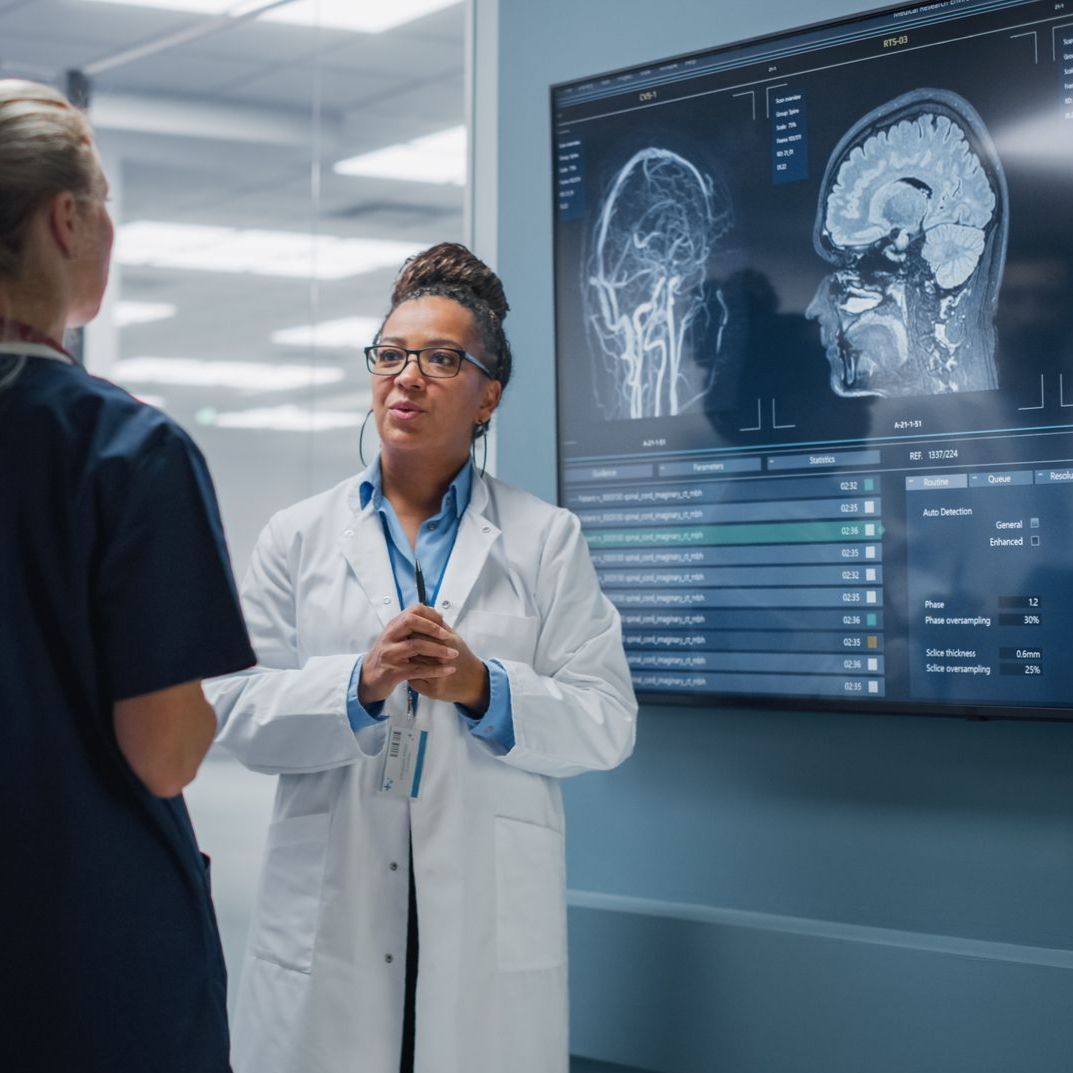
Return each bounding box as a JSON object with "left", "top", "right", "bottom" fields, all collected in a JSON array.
[{"left": 807, "top": 89, "right": 1008, "bottom": 399}]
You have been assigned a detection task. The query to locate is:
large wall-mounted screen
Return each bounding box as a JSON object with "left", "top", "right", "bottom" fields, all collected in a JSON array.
[{"left": 551, "top": 0, "right": 1073, "bottom": 717}]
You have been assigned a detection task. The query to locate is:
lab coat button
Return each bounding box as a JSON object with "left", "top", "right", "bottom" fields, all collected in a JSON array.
[
  {"left": 389, "top": 861, "right": 398, "bottom": 871},
  {"left": 382, "top": 597, "right": 391, "bottom": 605},
  {"left": 343, "top": 528, "right": 354, "bottom": 538},
  {"left": 441, "top": 599, "right": 451, "bottom": 609},
  {"left": 385, "top": 954, "right": 394, "bottom": 964},
  {"left": 481, "top": 525, "right": 491, "bottom": 533}
]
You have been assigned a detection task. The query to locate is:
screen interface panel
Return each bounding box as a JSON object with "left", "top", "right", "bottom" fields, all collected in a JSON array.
[{"left": 552, "top": 0, "right": 1073, "bottom": 716}]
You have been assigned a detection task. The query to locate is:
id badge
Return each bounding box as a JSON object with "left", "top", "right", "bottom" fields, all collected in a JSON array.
[{"left": 378, "top": 722, "right": 429, "bottom": 799}]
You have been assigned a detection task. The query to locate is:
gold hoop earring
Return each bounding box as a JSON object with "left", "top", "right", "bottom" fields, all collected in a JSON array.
[
  {"left": 471, "top": 426, "right": 488, "bottom": 478},
  {"left": 359, "top": 409, "right": 375, "bottom": 466}
]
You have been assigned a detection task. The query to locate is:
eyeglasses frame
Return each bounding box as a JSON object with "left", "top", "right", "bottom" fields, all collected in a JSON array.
[{"left": 364, "top": 345, "right": 496, "bottom": 380}]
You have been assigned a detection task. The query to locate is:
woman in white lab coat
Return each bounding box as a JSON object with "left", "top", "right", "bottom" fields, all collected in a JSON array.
[{"left": 207, "top": 243, "right": 637, "bottom": 1073}]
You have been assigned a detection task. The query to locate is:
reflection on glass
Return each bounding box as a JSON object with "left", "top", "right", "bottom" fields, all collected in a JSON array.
[{"left": 0, "top": 0, "right": 465, "bottom": 1011}]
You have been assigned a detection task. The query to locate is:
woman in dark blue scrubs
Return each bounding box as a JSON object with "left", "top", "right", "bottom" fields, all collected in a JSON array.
[{"left": 0, "top": 81, "right": 255, "bottom": 1072}]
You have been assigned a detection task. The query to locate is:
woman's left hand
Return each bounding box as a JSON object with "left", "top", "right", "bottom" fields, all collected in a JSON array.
[{"left": 410, "top": 629, "right": 490, "bottom": 714}]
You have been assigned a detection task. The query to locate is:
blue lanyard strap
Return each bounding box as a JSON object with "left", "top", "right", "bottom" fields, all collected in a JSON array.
[
  {"left": 376, "top": 516, "right": 463, "bottom": 717},
  {"left": 378, "top": 516, "right": 460, "bottom": 613}
]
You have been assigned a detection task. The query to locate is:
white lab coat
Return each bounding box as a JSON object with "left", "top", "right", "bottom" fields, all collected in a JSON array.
[{"left": 207, "top": 467, "right": 636, "bottom": 1073}]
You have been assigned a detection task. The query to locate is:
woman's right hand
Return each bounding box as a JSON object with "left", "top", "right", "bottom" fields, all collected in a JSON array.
[{"left": 358, "top": 606, "right": 458, "bottom": 706}]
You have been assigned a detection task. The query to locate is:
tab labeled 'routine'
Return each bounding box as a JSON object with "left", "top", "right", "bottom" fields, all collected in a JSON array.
[{"left": 905, "top": 474, "right": 969, "bottom": 492}]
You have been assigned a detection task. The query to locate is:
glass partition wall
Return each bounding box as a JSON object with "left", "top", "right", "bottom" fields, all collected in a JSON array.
[{"left": 0, "top": 0, "right": 466, "bottom": 1005}]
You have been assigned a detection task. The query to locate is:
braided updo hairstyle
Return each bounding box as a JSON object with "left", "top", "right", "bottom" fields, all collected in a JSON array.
[{"left": 384, "top": 242, "right": 513, "bottom": 440}]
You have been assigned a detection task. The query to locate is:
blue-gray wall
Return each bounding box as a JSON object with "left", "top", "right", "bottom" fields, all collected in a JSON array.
[{"left": 486, "top": 2, "right": 1073, "bottom": 1070}]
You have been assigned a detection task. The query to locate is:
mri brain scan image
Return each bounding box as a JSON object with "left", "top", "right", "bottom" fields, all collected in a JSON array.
[
  {"left": 807, "top": 89, "right": 1008, "bottom": 398},
  {"left": 585, "top": 147, "right": 733, "bottom": 419}
]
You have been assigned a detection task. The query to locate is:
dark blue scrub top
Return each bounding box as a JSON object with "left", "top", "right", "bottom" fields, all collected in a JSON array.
[{"left": 0, "top": 356, "right": 256, "bottom": 1073}]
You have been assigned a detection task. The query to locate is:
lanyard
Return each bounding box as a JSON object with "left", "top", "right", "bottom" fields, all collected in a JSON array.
[
  {"left": 380, "top": 516, "right": 461, "bottom": 616},
  {"left": 374, "top": 490, "right": 468, "bottom": 798},
  {"left": 416, "top": 524, "right": 461, "bottom": 608},
  {"left": 0, "top": 342, "right": 75, "bottom": 366},
  {"left": 406, "top": 533, "right": 460, "bottom": 717},
  {"left": 0, "top": 340, "right": 74, "bottom": 392},
  {"left": 378, "top": 536, "right": 461, "bottom": 801},
  {"left": 0, "top": 319, "right": 74, "bottom": 363}
]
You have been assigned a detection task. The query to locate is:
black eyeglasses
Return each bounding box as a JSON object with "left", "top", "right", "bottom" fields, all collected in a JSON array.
[{"left": 364, "top": 345, "right": 494, "bottom": 380}]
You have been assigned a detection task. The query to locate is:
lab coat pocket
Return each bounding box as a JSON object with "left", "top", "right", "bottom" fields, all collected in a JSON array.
[
  {"left": 464, "top": 610, "right": 540, "bottom": 664},
  {"left": 494, "top": 816, "right": 566, "bottom": 972},
  {"left": 250, "top": 812, "right": 331, "bottom": 974}
]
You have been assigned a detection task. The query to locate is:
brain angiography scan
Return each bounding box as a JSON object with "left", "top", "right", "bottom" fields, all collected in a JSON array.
[
  {"left": 584, "top": 147, "right": 733, "bottom": 419},
  {"left": 808, "top": 89, "right": 1008, "bottom": 398}
]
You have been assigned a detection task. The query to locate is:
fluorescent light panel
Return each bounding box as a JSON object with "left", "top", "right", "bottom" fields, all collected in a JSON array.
[
  {"left": 116, "top": 300, "right": 177, "bottom": 327},
  {"left": 199, "top": 404, "right": 363, "bottom": 432},
  {"left": 334, "top": 126, "right": 466, "bottom": 186},
  {"left": 116, "top": 222, "right": 421, "bottom": 280},
  {"left": 80, "top": 0, "right": 459, "bottom": 33},
  {"left": 271, "top": 316, "right": 381, "bottom": 349},
  {"left": 114, "top": 356, "right": 345, "bottom": 391}
]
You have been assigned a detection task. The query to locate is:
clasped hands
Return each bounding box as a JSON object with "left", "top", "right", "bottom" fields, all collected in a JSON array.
[{"left": 358, "top": 606, "right": 490, "bottom": 715}]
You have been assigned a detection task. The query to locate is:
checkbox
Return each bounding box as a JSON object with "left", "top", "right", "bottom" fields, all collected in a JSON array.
[
  {"left": 1030, "top": 517, "right": 1040, "bottom": 528},
  {"left": 865, "top": 546, "right": 877, "bottom": 559},
  {"left": 866, "top": 590, "right": 877, "bottom": 604},
  {"left": 868, "top": 658, "right": 879, "bottom": 671},
  {"left": 864, "top": 479, "right": 875, "bottom": 491},
  {"left": 866, "top": 568, "right": 877, "bottom": 581},
  {"left": 865, "top": 523, "right": 876, "bottom": 536},
  {"left": 866, "top": 614, "right": 877, "bottom": 626},
  {"left": 864, "top": 500, "right": 876, "bottom": 514},
  {"left": 867, "top": 635, "right": 878, "bottom": 648},
  {"left": 1031, "top": 535, "right": 1040, "bottom": 546},
  {"left": 868, "top": 680, "right": 879, "bottom": 694}
]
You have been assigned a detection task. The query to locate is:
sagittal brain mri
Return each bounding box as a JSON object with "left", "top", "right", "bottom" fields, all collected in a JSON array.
[
  {"left": 807, "top": 89, "right": 1008, "bottom": 398},
  {"left": 584, "top": 147, "right": 733, "bottom": 419}
]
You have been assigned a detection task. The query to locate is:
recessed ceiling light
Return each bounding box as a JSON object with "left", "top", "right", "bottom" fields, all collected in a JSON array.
[
  {"left": 115, "top": 222, "right": 421, "bottom": 280},
  {"left": 82, "top": 0, "right": 228, "bottom": 12},
  {"left": 115, "top": 300, "right": 178, "bottom": 327},
  {"left": 271, "top": 316, "right": 382, "bottom": 349},
  {"left": 114, "top": 356, "right": 345, "bottom": 391},
  {"left": 197, "top": 404, "right": 363, "bottom": 432},
  {"left": 80, "top": 0, "right": 460, "bottom": 34},
  {"left": 334, "top": 126, "right": 466, "bottom": 186}
]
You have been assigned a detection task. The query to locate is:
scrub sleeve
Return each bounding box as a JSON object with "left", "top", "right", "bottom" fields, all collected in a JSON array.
[{"left": 94, "top": 424, "right": 255, "bottom": 699}]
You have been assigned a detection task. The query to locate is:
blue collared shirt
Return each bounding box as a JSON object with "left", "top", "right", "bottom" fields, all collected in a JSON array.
[{"left": 345, "top": 458, "right": 515, "bottom": 750}]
